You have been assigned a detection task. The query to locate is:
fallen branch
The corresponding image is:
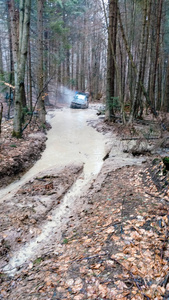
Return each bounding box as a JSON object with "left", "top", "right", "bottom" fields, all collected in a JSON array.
[
  {"left": 0, "top": 81, "right": 15, "bottom": 89},
  {"left": 145, "top": 191, "right": 161, "bottom": 199},
  {"left": 160, "top": 273, "right": 169, "bottom": 288},
  {"left": 75, "top": 252, "right": 150, "bottom": 300},
  {"left": 122, "top": 137, "right": 160, "bottom": 141},
  {"left": 109, "top": 256, "right": 150, "bottom": 300}
]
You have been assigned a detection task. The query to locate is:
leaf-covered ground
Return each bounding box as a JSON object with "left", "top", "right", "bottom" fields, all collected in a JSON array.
[{"left": 0, "top": 160, "right": 169, "bottom": 300}]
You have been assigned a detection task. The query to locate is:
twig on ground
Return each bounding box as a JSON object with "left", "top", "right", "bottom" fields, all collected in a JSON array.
[
  {"left": 75, "top": 252, "right": 150, "bottom": 300},
  {"left": 160, "top": 273, "right": 169, "bottom": 288},
  {"left": 108, "top": 256, "right": 151, "bottom": 300}
]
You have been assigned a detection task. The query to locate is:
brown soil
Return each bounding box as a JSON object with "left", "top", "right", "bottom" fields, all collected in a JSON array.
[
  {"left": 0, "top": 119, "right": 47, "bottom": 188},
  {"left": 0, "top": 164, "right": 83, "bottom": 270},
  {"left": 0, "top": 106, "right": 169, "bottom": 300}
]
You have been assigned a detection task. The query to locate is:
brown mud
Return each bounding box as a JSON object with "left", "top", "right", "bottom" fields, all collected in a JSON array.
[
  {"left": 0, "top": 120, "right": 47, "bottom": 188},
  {"left": 0, "top": 164, "right": 83, "bottom": 269}
]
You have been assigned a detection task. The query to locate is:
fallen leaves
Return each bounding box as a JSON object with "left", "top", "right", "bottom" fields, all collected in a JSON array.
[{"left": 0, "top": 162, "right": 169, "bottom": 299}]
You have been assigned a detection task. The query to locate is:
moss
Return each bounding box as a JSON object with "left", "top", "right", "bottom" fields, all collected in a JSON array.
[
  {"left": 163, "top": 167, "right": 167, "bottom": 175},
  {"left": 33, "top": 257, "right": 43, "bottom": 265},
  {"left": 63, "top": 238, "right": 68, "bottom": 244},
  {"left": 12, "top": 130, "right": 22, "bottom": 139},
  {"left": 152, "top": 158, "right": 161, "bottom": 166},
  {"left": 163, "top": 157, "right": 169, "bottom": 170}
]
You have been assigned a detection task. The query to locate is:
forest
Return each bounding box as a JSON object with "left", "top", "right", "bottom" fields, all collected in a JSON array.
[{"left": 0, "top": 0, "right": 169, "bottom": 136}]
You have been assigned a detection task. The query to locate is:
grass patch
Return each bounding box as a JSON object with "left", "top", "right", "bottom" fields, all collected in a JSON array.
[
  {"left": 63, "top": 238, "right": 69, "bottom": 244},
  {"left": 33, "top": 257, "right": 43, "bottom": 265}
]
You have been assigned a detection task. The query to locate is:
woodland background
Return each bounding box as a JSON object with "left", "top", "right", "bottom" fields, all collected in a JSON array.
[{"left": 0, "top": 0, "right": 169, "bottom": 136}]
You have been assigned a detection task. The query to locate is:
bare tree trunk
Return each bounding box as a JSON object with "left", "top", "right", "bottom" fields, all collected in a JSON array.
[
  {"left": 66, "top": 49, "right": 70, "bottom": 88},
  {"left": 0, "top": 38, "right": 4, "bottom": 79},
  {"left": 157, "top": 59, "right": 162, "bottom": 110},
  {"left": 12, "top": 0, "right": 31, "bottom": 137},
  {"left": 139, "top": 0, "right": 152, "bottom": 117},
  {"left": 117, "top": 1, "right": 157, "bottom": 122},
  {"left": 102, "top": 0, "right": 125, "bottom": 122},
  {"left": 28, "top": 38, "right": 32, "bottom": 112},
  {"left": 151, "top": 0, "right": 163, "bottom": 110},
  {"left": 37, "top": 0, "right": 46, "bottom": 127},
  {"left": 80, "top": 39, "right": 85, "bottom": 91},
  {"left": 133, "top": 0, "right": 149, "bottom": 119},
  {"left": 44, "top": 29, "right": 50, "bottom": 105},
  {"left": 71, "top": 45, "right": 74, "bottom": 90},
  {"left": 106, "top": 0, "right": 117, "bottom": 120},
  {"left": 163, "top": 56, "right": 169, "bottom": 112},
  {"left": 7, "top": 0, "right": 19, "bottom": 84},
  {"left": 6, "top": 7, "right": 14, "bottom": 119},
  {"left": 76, "top": 42, "right": 80, "bottom": 90}
]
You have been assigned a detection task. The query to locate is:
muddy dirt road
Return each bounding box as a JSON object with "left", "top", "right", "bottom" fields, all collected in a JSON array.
[
  {"left": 1, "top": 106, "right": 110, "bottom": 274},
  {"left": 0, "top": 106, "right": 145, "bottom": 277},
  {"left": 0, "top": 107, "right": 109, "bottom": 202}
]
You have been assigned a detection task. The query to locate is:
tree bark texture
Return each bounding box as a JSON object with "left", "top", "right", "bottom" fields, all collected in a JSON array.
[
  {"left": 106, "top": 0, "right": 117, "bottom": 119},
  {"left": 37, "top": 0, "right": 46, "bottom": 126},
  {"left": 151, "top": 0, "right": 163, "bottom": 110},
  {"left": 163, "top": 56, "right": 169, "bottom": 112},
  {"left": 13, "top": 0, "right": 31, "bottom": 137},
  {"left": 7, "top": 0, "right": 19, "bottom": 83}
]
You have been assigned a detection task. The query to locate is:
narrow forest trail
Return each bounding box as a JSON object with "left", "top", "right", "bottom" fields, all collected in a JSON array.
[{"left": 1, "top": 106, "right": 145, "bottom": 277}]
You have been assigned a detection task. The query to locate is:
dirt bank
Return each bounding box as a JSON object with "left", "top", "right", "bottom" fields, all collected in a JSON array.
[{"left": 0, "top": 119, "right": 47, "bottom": 188}]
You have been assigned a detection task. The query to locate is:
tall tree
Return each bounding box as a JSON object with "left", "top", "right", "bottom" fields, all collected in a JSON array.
[
  {"left": 163, "top": 56, "right": 169, "bottom": 112},
  {"left": 37, "top": 0, "right": 46, "bottom": 127},
  {"left": 12, "top": 0, "right": 31, "bottom": 137},
  {"left": 106, "top": 0, "right": 117, "bottom": 120}
]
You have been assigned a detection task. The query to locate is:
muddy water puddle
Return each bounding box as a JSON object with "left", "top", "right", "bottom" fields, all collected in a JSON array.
[{"left": 0, "top": 108, "right": 108, "bottom": 201}]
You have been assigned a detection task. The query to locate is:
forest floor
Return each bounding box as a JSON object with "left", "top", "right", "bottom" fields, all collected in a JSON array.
[{"left": 0, "top": 99, "right": 169, "bottom": 299}]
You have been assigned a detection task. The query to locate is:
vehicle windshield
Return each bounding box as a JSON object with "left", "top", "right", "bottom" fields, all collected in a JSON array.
[{"left": 75, "top": 95, "right": 86, "bottom": 100}]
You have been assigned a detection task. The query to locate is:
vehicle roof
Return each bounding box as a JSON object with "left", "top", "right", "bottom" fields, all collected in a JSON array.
[
  {"left": 75, "top": 94, "right": 86, "bottom": 100},
  {"left": 76, "top": 92, "right": 89, "bottom": 98}
]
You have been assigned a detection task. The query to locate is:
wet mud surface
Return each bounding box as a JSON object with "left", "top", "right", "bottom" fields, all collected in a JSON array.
[
  {"left": 0, "top": 106, "right": 111, "bottom": 275},
  {"left": 0, "top": 122, "right": 47, "bottom": 188},
  {"left": 0, "top": 164, "right": 83, "bottom": 270},
  {"left": 0, "top": 105, "right": 169, "bottom": 299}
]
